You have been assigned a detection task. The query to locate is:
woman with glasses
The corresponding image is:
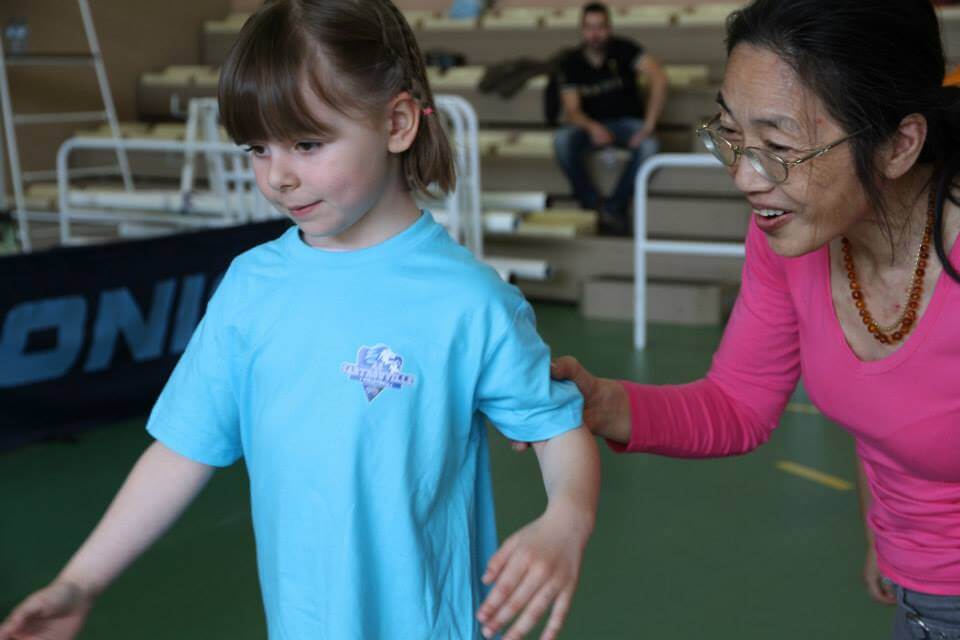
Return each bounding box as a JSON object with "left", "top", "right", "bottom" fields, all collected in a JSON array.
[{"left": 545, "top": 0, "right": 960, "bottom": 636}]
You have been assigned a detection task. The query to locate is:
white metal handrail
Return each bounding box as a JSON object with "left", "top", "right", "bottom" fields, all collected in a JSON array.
[
  {"left": 433, "top": 95, "right": 549, "bottom": 281},
  {"left": 56, "top": 136, "right": 272, "bottom": 245},
  {"left": 633, "top": 153, "right": 746, "bottom": 349},
  {"left": 435, "top": 94, "right": 483, "bottom": 258}
]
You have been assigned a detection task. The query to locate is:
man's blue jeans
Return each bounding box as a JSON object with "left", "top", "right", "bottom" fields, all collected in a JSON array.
[{"left": 553, "top": 117, "right": 660, "bottom": 215}]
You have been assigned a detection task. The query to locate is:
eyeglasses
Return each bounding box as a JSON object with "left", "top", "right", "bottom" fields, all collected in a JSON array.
[{"left": 695, "top": 113, "right": 859, "bottom": 184}]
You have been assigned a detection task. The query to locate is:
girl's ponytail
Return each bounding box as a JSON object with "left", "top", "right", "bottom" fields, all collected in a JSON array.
[{"left": 382, "top": 0, "right": 456, "bottom": 195}]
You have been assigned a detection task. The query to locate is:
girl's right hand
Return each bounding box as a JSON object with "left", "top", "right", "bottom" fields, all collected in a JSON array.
[{"left": 0, "top": 581, "right": 94, "bottom": 640}]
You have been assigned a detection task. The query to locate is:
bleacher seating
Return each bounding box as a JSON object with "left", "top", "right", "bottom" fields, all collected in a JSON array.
[
  {"left": 139, "top": 66, "right": 219, "bottom": 119},
  {"left": 204, "top": 3, "right": 960, "bottom": 81},
  {"left": 50, "top": 1, "right": 960, "bottom": 323},
  {"left": 202, "top": 5, "right": 735, "bottom": 78},
  {"left": 138, "top": 63, "right": 717, "bottom": 137},
  {"left": 486, "top": 0, "right": 738, "bottom": 8},
  {"left": 78, "top": 4, "right": 765, "bottom": 322}
]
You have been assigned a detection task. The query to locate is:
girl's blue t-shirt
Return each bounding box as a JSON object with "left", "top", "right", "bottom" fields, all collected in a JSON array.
[{"left": 146, "top": 212, "right": 583, "bottom": 639}]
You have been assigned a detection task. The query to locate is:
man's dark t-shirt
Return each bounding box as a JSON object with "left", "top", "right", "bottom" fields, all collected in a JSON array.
[{"left": 558, "top": 36, "right": 645, "bottom": 120}]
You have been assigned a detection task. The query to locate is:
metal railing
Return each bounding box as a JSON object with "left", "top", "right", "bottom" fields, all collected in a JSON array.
[
  {"left": 55, "top": 137, "right": 271, "bottom": 245},
  {"left": 633, "top": 153, "right": 745, "bottom": 349},
  {"left": 435, "top": 94, "right": 483, "bottom": 258}
]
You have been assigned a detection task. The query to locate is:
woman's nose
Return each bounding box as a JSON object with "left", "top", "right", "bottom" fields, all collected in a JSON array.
[{"left": 730, "top": 153, "right": 773, "bottom": 196}]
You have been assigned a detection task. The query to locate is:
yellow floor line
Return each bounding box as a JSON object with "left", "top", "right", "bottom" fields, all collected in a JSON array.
[
  {"left": 786, "top": 402, "right": 820, "bottom": 415},
  {"left": 776, "top": 460, "right": 853, "bottom": 491}
]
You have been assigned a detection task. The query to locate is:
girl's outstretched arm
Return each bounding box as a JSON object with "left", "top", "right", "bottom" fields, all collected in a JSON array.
[
  {"left": 0, "top": 441, "right": 214, "bottom": 640},
  {"left": 477, "top": 426, "right": 600, "bottom": 640}
]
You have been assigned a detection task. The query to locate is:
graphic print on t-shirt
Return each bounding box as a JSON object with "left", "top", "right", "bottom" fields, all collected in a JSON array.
[{"left": 340, "top": 344, "right": 416, "bottom": 402}]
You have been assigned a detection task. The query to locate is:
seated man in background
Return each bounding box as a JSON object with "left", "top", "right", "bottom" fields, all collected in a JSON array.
[{"left": 554, "top": 1, "right": 666, "bottom": 234}]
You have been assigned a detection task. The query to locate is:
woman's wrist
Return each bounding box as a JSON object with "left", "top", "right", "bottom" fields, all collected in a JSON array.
[{"left": 598, "top": 378, "right": 633, "bottom": 445}]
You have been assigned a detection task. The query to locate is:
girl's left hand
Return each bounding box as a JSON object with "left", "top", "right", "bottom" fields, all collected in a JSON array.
[{"left": 475, "top": 504, "right": 589, "bottom": 639}]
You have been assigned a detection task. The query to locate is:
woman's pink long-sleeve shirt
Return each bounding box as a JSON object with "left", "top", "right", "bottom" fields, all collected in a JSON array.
[{"left": 617, "top": 218, "right": 960, "bottom": 595}]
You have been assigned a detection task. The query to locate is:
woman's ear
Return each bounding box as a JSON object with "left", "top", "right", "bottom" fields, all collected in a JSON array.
[
  {"left": 877, "top": 113, "right": 927, "bottom": 180},
  {"left": 386, "top": 91, "right": 420, "bottom": 154}
]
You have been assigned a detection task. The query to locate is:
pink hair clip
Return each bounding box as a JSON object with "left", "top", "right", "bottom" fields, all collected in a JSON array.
[{"left": 422, "top": 107, "right": 435, "bottom": 115}]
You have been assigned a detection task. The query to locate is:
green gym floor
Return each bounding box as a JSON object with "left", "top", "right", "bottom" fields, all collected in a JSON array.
[{"left": 0, "top": 302, "right": 893, "bottom": 638}]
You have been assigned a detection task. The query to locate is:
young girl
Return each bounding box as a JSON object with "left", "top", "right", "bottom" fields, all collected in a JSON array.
[{"left": 0, "top": 1, "right": 600, "bottom": 639}]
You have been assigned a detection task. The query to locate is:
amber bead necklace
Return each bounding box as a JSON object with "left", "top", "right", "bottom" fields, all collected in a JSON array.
[{"left": 840, "top": 184, "right": 936, "bottom": 345}]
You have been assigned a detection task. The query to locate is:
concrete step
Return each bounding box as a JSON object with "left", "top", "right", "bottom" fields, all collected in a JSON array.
[
  {"left": 485, "top": 233, "right": 743, "bottom": 302},
  {"left": 581, "top": 275, "right": 738, "bottom": 326},
  {"left": 482, "top": 151, "right": 738, "bottom": 200},
  {"left": 647, "top": 196, "right": 749, "bottom": 241}
]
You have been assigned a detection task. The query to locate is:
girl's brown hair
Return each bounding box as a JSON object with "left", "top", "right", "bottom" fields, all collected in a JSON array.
[{"left": 219, "top": 0, "right": 455, "bottom": 195}]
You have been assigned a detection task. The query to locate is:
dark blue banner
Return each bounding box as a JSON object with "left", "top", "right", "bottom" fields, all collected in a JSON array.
[{"left": 0, "top": 219, "right": 290, "bottom": 449}]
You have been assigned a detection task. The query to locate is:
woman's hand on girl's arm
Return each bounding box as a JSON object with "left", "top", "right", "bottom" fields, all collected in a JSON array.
[
  {"left": 513, "top": 357, "right": 632, "bottom": 451},
  {"left": 550, "top": 356, "right": 631, "bottom": 444},
  {"left": 477, "top": 426, "right": 600, "bottom": 639}
]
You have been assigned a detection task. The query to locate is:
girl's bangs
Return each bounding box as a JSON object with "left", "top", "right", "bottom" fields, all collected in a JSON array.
[{"left": 219, "top": 7, "right": 333, "bottom": 143}]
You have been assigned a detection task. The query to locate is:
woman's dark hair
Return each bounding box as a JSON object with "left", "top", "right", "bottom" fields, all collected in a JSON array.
[
  {"left": 219, "top": 0, "right": 455, "bottom": 195},
  {"left": 727, "top": 0, "right": 960, "bottom": 282}
]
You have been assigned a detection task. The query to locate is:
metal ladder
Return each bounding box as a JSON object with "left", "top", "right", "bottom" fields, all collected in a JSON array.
[{"left": 0, "top": 0, "right": 133, "bottom": 252}]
